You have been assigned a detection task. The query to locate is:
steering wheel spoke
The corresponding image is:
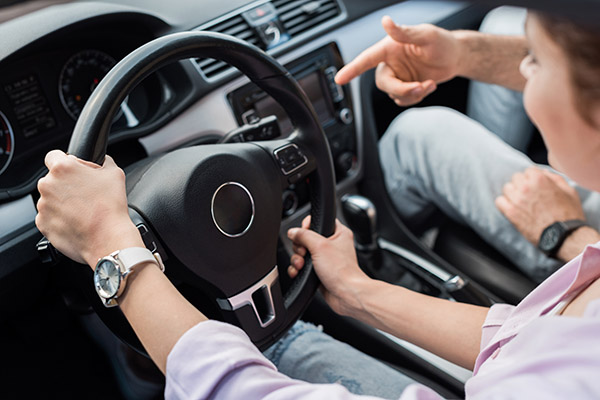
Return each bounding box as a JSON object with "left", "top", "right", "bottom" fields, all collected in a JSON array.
[
  {"left": 66, "top": 31, "right": 336, "bottom": 351},
  {"left": 128, "top": 207, "right": 168, "bottom": 264}
]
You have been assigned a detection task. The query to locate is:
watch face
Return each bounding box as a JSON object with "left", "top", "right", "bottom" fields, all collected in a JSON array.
[
  {"left": 94, "top": 259, "right": 121, "bottom": 299},
  {"left": 539, "top": 225, "right": 561, "bottom": 252}
]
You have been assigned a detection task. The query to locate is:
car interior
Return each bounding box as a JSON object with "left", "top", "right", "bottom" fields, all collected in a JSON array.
[{"left": 0, "top": 0, "right": 593, "bottom": 398}]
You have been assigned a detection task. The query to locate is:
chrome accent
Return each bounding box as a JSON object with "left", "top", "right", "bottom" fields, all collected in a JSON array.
[
  {"left": 0, "top": 110, "right": 15, "bottom": 176},
  {"left": 443, "top": 275, "right": 466, "bottom": 291},
  {"left": 341, "top": 194, "right": 377, "bottom": 251},
  {"left": 217, "top": 266, "right": 279, "bottom": 328},
  {"left": 342, "top": 194, "right": 376, "bottom": 227},
  {"left": 120, "top": 98, "right": 139, "bottom": 128},
  {"left": 193, "top": 0, "right": 271, "bottom": 32},
  {"left": 378, "top": 238, "right": 453, "bottom": 282},
  {"left": 338, "top": 107, "right": 353, "bottom": 125},
  {"left": 210, "top": 182, "right": 255, "bottom": 238},
  {"left": 190, "top": 0, "right": 348, "bottom": 82}
]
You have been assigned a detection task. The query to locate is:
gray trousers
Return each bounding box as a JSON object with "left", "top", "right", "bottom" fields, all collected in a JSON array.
[
  {"left": 379, "top": 106, "right": 600, "bottom": 283},
  {"left": 380, "top": 6, "right": 600, "bottom": 283}
]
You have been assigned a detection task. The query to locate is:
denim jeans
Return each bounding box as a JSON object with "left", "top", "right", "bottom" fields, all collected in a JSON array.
[{"left": 263, "top": 321, "right": 420, "bottom": 399}]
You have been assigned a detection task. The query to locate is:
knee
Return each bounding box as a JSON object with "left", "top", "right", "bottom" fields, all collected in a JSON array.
[
  {"left": 380, "top": 106, "right": 466, "bottom": 156},
  {"left": 479, "top": 6, "right": 527, "bottom": 35}
]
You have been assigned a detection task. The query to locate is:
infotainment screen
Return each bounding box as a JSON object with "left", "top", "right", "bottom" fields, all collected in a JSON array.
[{"left": 253, "top": 71, "right": 334, "bottom": 135}]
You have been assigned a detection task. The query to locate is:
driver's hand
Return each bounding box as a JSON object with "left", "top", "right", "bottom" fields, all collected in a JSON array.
[
  {"left": 36, "top": 150, "right": 143, "bottom": 267},
  {"left": 335, "top": 16, "right": 461, "bottom": 106},
  {"left": 287, "top": 216, "right": 370, "bottom": 316},
  {"left": 495, "top": 167, "right": 586, "bottom": 247}
]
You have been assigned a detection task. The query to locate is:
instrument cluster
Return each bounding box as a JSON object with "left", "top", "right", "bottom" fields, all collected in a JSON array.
[{"left": 0, "top": 40, "right": 173, "bottom": 196}]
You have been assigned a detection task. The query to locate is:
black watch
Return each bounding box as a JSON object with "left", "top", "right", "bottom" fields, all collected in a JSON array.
[{"left": 538, "top": 219, "right": 589, "bottom": 257}]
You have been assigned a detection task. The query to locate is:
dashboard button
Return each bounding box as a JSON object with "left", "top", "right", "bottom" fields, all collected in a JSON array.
[{"left": 338, "top": 108, "right": 354, "bottom": 125}]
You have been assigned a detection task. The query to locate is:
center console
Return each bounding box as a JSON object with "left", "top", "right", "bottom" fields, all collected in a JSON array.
[{"left": 227, "top": 43, "right": 357, "bottom": 216}]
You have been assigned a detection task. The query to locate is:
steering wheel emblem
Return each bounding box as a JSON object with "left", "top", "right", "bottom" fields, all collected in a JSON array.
[{"left": 211, "top": 182, "right": 255, "bottom": 237}]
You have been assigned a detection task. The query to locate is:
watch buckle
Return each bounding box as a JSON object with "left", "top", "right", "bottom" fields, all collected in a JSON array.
[{"left": 154, "top": 252, "right": 166, "bottom": 272}]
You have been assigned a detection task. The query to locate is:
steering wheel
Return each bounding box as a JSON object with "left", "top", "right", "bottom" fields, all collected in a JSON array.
[{"left": 66, "top": 31, "right": 336, "bottom": 351}]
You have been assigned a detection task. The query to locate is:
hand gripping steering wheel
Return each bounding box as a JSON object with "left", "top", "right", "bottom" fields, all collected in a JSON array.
[{"left": 67, "top": 31, "right": 336, "bottom": 351}]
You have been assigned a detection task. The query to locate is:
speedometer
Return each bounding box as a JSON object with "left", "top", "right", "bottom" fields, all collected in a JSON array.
[
  {"left": 0, "top": 110, "right": 15, "bottom": 176},
  {"left": 58, "top": 49, "right": 117, "bottom": 120}
]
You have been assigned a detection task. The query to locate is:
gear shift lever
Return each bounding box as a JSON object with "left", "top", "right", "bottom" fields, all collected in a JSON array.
[
  {"left": 340, "top": 194, "right": 385, "bottom": 276},
  {"left": 341, "top": 194, "right": 378, "bottom": 251},
  {"left": 341, "top": 194, "right": 418, "bottom": 288}
]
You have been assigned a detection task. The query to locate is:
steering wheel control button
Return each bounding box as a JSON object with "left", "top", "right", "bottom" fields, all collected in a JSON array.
[
  {"left": 211, "top": 182, "right": 255, "bottom": 237},
  {"left": 274, "top": 144, "right": 308, "bottom": 175}
]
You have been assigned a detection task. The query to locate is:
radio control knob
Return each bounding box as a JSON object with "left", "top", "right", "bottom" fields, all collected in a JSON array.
[{"left": 338, "top": 108, "right": 353, "bottom": 125}]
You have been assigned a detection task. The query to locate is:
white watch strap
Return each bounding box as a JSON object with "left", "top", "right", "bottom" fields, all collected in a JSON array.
[{"left": 115, "top": 247, "right": 160, "bottom": 272}]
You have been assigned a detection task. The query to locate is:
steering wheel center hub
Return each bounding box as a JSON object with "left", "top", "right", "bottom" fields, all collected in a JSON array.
[{"left": 211, "top": 182, "right": 255, "bottom": 237}]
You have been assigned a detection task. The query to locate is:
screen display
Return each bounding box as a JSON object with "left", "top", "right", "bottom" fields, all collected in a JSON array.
[
  {"left": 4, "top": 74, "right": 56, "bottom": 138},
  {"left": 253, "top": 71, "right": 333, "bottom": 135}
]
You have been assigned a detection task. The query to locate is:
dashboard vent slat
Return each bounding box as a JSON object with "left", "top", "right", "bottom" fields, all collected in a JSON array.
[
  {"left": 193, "top": 0, "right": 342, "bottom": 80},
  {"left": 273, "top": 0, "right": 341, "bottom": 37},
  {"left": 193, "top": 15, "right": 261, "bottom": 79}
]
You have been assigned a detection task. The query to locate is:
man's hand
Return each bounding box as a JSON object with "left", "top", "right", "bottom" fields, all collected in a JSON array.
[
  {"left": 335, "top": 16, "right": 462, "bottom": 106},
  {"left": 287, "top": 217, "right": 371, "bottom": 316},
  {"left": 36, "top": 150, "right": 143, "bottom": 267},
  {"left": 495, "top": 167, "right": 598, "bottom": 261}
]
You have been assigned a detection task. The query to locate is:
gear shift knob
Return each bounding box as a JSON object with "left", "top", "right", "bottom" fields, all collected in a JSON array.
[{"left": 341, "top": 194, "right": 378, "bottom": 251}]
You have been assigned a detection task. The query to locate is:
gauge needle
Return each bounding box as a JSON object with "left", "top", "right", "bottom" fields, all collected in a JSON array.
[{"left": 120, "top": 99, "right": 139, "bottom": 128}]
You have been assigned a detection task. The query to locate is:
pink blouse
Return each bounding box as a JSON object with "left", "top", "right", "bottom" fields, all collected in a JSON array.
[{"left": 166, "top": 243, "right": 600, "bottom": 399}]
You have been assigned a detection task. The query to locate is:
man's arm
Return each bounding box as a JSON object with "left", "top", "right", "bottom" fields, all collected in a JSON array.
[
  {"left": 495, "top": 167, "right": 600, "bottom": 263},
  {"left": 454, "top": 30, "right": 527, "bottom": 91},
  {"left": 557, "top": 226, "right": 600, "bottom": 261},
  {"left": 288, "top": 219, "right": 489, "bottom": 370},
  {"left": 335, "top": 16, "right": 527, "bottom": 106}
]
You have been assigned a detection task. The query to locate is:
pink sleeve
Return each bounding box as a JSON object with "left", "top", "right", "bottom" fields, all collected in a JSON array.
[
  {"left": 480, "top": 303, "right": 514, "bottom": 350},
  {"left": 165, "top": 320, "right": 444, "bottom": 400}
]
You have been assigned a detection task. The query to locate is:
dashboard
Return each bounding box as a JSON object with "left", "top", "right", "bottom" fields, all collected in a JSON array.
[
  {"left": 0, "top": 1, "right": 493, "bottom": 393},
  {"left": 0, "top": 0, "right": 475, "bottom": 308}
]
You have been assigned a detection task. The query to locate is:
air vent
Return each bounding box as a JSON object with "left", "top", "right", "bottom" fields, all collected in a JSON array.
[
  {"left": 194, "top": 15, "right": 262, "bottom": 79},
  {"left": 273, "top": 0, "right": 341, "bottom": 37}
]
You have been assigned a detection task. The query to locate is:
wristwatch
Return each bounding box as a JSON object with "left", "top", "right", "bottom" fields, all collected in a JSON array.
[
  {"left": 94, "top": 247, "right": 165, "bottom": 308},
  {"left": 538, "top": 219, "right": 589, "bottom": 257}
]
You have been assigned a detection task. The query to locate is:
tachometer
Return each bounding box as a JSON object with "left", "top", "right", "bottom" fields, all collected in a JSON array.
[
  {"left": 58, "top": 49, "right": 118, "bottom": 120},
  {"left": 0, "top": 110, "right": 15, "bottom": 176}
]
